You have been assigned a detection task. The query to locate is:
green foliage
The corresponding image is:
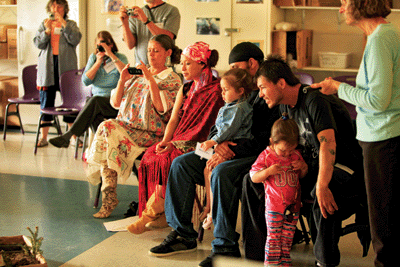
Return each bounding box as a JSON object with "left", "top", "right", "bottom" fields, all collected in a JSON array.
[{"left": 22, "top": 226, "right": 44, "bottom": 262}]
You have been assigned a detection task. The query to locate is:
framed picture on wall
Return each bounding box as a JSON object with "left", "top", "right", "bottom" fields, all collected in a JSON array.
[
  {"left": 236, "top": 0, "right": 263, "bottom": 3},
  {"left": 237, "top": 40, "right": 264, "bottom": 51},
  {"left": 103, "top": 0, "right": 124, "bottom": 14},
  {"left": 196, "top": 18, "right": 220, "bottom": 35}
]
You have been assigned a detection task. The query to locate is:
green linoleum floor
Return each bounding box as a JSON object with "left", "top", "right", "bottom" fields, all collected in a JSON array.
[{"left": 0, "top": 173, "right": 138, "bottom": 267}]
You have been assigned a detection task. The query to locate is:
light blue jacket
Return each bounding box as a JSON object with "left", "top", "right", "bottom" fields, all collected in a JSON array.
[
  {"left": 339, "top": 23, "right": 400, "bottom": 142},
  {"left": 33, "top": 19, "right": 82, "bottom": 87}
]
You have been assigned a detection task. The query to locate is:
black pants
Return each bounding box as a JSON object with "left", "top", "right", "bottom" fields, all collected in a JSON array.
[
  {"left": 68, "top": 96, "right": 118, "bottom": 137},
  {"left": 360, "top": 136, "right": 400, "bottom": 267},
  {"left": 241, "top": 174, "right": 267, "bottom": 261}
]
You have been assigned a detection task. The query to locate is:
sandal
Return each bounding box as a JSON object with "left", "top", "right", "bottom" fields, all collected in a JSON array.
[
  {"left": 37, "top": 138, "right": 48, "bottom": 147},
  {"left": 70, "top": 138, "right": 83, "bottom": 148}
]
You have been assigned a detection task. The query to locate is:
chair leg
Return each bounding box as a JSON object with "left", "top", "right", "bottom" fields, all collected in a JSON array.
[
  {"left": 54, "top": 116, "right": 62, "bottom": 135},
  {"left": 15, "top": 104, "right": 25, "bottom": 135},
  {"left": 34, "top": 114, "right": 45, "bottom": 155},
  {"left": 94, "top": 181, "right": 102, "bottom": 208},
  {"left": 299, "top": 213, "right": 310, "bottom": 244},
  {"left": 3, "top": 103, "right": 12, "bottom": 140},
  {"left": 81, "top": 130, "right": 88, "bottom": 160}
]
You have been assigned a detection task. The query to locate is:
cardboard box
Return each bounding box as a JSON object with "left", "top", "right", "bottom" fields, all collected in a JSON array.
[
  {"left": 272, "top": 30, "right": 313, "bottom": 69},
  {"left": 0, "top": 24, "right": 17, "bottom": 43},
  {"left": 0, "top": 0, "right": 15, "bottom": 5},
  {"left": 0, "top": 76, "right": 20, "bottom": 126},
  {"left": 0, "top": 43, "right": 7, "bottom": 59},
  {"left": 311, "top": 0, "right": 341, "bottom": 6},
  {"left": 274, "top": 0, "right": 307, "bottom": 6},
  {"left": 7, "top": 28, "right": 17, "bottom": 59}
]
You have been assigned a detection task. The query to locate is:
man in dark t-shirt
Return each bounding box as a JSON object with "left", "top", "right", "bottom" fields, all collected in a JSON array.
[{"left": 254, "top": 54, "right": 368, "bottom": 267}]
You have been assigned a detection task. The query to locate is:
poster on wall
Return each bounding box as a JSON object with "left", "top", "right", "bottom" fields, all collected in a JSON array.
[
  {"left": 236, "top": 0, "right": 263, "bottom": 3},
  {"left": 103, "top": 0, "right": 124, "bottom": 14},
  {"left": 196, "top": 18, "right": 220, "bottom": 35}
]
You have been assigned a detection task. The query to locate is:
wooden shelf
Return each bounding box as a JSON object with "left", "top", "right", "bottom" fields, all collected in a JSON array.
[
  {"left": 280, "top": 6, "right": 400, "bottom": 12},
  {"left": 301, "top": 66, "right": 358, "bottom": 72},
  {"left": 0, "top": 5, "right": 17, "bottom": 8}
]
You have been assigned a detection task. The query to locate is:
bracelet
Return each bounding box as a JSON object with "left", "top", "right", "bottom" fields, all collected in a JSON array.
[{"left": 144, "top": 19, "right": 151, "bottom": 25}]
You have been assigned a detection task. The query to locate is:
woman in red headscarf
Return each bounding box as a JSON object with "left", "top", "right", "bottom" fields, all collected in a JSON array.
[{"left": 127, "top": 42, "right": 224, "bottom": 234}]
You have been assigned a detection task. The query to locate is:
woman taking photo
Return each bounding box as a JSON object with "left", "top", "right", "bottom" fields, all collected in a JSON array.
[
  {"left": 86, "top": 34, "right": 182, "bottom": 219},
  {"left": 311, "top": 1, "right": 400, "bottom": 265},
  {"left": 34, "top": 0, "right": 82, "bottom": 147},
  {"left": 49, "top": 30, "right": 128, "bottom": 148},
  {"left": 127, "top": 41, "right": 224, "bottom": 234}
]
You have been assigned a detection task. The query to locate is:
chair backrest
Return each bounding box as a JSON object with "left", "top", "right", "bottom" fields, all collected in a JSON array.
[
  {"left": 59, "top": 69, "right": 91, "bottom": 110},
  {"left": 333, "top": 75, "right": 357, "bottom": 120},
  {"left": 22, "top": 64, "right": 39, "bottom": 100},
  {"left": 294, "top": 72, "right": 314, "bottom": 85},
  {"left": 333, "top": 75, "right": 356, "bottom": 87}
]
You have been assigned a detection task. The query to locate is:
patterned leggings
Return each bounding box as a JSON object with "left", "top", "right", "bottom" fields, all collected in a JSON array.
[{"left": 265, "top": 211, "right": 299, "bottom": 267}]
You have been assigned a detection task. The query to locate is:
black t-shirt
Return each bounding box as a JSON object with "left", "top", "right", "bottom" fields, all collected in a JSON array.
[{"left": 280, "top": 85, "right": 363, "bottom": 194}]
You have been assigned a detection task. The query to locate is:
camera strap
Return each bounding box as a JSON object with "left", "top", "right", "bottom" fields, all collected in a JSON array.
[{"left": 144, "top": 5, "right": 155, "bottom": 22}]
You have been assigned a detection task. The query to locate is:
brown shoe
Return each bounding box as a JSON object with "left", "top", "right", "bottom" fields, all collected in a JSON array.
[{"left": 145, "top": 213, "right": 169, "bottom": 229}]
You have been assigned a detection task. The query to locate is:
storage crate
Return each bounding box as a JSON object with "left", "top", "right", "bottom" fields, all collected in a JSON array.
[
  {"left": 318, "top": 52, "right": 351, "bottom": 69},
  {"left": 274, "top": 0, "right": 307, "bottom": 7},
  {"left": 0, "top": 43, "right": 7, "bottom": 59},
  {"left": 311, "top": 0, "right": 341, "bottom": 6},
  {"left": 272, "top": 30, "right": 313, "bottom": 69},
  {"left": 0, "top": 0, "right": 15, "bottom": 5},
  {"left": 7, "top": 28, "right": 17, "bottom": 59},
  {"left": 0, "top": 24, "right": 17, "bottom": 43}
]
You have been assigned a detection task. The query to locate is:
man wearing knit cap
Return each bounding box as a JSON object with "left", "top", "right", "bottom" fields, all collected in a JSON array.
[
  {"left": 149, "top": 42, "right": 279, "bottom": 267},
  {"left": 228, "top": 41, "right": 264, "bottom": 76}
]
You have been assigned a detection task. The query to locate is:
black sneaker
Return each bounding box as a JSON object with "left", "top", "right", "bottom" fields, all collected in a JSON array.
[
  {"left": 149, "top": 230, "right": 197, "bottom": 257},
  {"left": 198, "top": 251, "right": 241, "bottom": 267}
]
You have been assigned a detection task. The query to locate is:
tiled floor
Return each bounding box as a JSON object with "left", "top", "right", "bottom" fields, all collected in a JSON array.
[{"left": 1, "top": 129, "right": 376, "bottom": 266}]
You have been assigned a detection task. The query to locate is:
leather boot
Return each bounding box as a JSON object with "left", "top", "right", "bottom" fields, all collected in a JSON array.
[
  {"left": 127, "top": 193, "right": 164, "bottom": 234},
  {"left": 93, "top": 161, "right": 119, "bottom": 219},
  {"left": 145, "top": 212, "right": 169, "bottom": 229}
]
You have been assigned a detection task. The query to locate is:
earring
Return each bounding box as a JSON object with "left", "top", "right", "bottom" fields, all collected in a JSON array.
[{"left": 165, "top": 56, "right": 171, "bottom": 67}]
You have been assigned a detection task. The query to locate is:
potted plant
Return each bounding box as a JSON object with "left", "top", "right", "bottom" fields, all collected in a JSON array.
[{"left": 0, "top": 227, "right": 47, "bottom": 267}]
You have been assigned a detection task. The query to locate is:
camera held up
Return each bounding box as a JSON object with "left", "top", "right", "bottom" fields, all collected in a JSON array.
[{"left": 128, "top": 67, "right": 143, "bottom": 75}]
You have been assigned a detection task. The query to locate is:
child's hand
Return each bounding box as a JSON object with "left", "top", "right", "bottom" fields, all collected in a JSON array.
[
  {"left": 200, "top": 140, "right": 216, "bottom": 151},
  {"left": 268, "top": 164, "right": 282, "bottom": 176},
  {"left": 291, "top": 160, "right": 308, "bottom": 178}
]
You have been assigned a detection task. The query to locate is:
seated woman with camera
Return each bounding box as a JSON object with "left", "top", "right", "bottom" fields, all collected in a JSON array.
[
  {"left": 85, "top": 34, "right": 182, "bottom": 219},
  {"left": 49, "top": 30, "right": 128, "bottom": 148}
]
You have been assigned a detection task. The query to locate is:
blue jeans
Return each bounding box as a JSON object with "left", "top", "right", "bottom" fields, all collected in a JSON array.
[{"left": 165, "top": 151, "right": 257, "bottom": 253}]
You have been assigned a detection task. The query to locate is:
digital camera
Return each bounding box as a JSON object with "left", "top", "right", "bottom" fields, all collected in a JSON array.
[
  {"left": 126, "top": 8, "right": 137, "bottom": 17},
  {"left": 128, "top": 67, "right": 143, "bottom": 75},
  {"left": 97, "top": 45, "right": 105, "bottom": 52},
  {"left": 49, "top": 13, "right": 55, "bottom": 20}
]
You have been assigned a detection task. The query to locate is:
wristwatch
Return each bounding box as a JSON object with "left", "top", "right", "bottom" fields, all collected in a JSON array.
[{"left": 144, "top": 19, "right": 151, "bottom": 25}]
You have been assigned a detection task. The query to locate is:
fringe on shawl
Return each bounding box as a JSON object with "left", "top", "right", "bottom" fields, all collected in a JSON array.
[{"left": 138, "top": 145, "right": 184, "bottom": 216}]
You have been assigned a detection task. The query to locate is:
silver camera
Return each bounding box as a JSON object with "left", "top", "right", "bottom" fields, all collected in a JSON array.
[{"left": 126, "top": 8, "right": 137, "bottom": 17}]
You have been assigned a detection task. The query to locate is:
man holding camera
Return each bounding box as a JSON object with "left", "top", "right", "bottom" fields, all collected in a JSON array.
[{"left": 120, "top": 0, "right": 180, "bottom": 66}]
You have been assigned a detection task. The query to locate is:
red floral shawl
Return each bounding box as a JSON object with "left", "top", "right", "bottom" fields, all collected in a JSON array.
[{"left": 138, "top": 77, "right": 224, "bottom": 215}]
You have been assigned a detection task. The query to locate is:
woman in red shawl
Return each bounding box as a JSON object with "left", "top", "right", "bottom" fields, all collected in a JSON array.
[{"left": 127, "top": 42, "right": 224, "bottom": 234}]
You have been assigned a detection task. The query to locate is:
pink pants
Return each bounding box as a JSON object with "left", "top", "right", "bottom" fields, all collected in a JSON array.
[{"left": 265, "top": 211, "right": 299, "bottom": 266}]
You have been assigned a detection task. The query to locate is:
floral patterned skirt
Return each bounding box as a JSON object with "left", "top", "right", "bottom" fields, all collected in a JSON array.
[{"left": 85, "top": 119, "right": 151, "bottom": 185}]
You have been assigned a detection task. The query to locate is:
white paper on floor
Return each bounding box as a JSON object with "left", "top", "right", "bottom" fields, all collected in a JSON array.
[{"left": 103, "top": 216, "right": 138, "bottom": 232}]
